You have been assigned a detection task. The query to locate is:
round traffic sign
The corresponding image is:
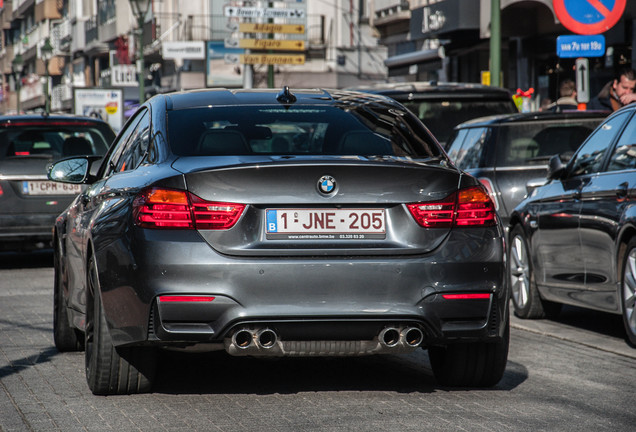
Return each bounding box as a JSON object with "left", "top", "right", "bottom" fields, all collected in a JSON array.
[{"left": 554, "top": 0, "right": 626, "bottom": 35}]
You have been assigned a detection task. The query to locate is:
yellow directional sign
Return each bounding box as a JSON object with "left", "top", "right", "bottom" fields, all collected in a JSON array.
[
  {"left": 238, "top": 38, "right": 305, "bottom": 51},
  {"left": 240, "top": 54, "right": 306, "bottom": 65},
  {"left": 239, "top": 23, "right": 305, "bottom": 34}
]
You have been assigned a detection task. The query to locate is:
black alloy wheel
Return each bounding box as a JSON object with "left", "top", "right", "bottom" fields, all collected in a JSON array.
[
  {"left": 84, "top": 256, "right": 156, "bottom": 395},
  {"left": 621, "top": 238, "right": 636, "bottom": 346},
  {"left": 53, "top": 240, "right": 83, "bottom": 352}
]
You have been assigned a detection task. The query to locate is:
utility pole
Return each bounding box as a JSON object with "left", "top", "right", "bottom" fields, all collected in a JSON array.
[{"left": 489, "top": 0, "right": 501, "bottom": 87}]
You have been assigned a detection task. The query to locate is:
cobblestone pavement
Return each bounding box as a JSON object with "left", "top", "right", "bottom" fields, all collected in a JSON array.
[{"left": 1, "top": 257, "right": 635, "bottom": 432}]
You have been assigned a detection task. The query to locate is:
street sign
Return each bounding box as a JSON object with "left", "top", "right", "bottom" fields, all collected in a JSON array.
[
  {"left": 576, "top": 58, "right": 590, "bottom": 103},
  {"left": 238, "top": 23, "right": 305, "bottom": 34},
  {"left": 553, "top": 0, "right": 626, "bottom": 35},
  {"left": 225, "top": 53, "right": 306, "bottom": 65},
  {"left": 224, "top": 6, "right": 306, "bottom": 19},
  {"left": 556, "top": 35, "right": 605, "bottom": 58},
  {"left": 227, "top": 38, "right": 305, "bottom": 51}
]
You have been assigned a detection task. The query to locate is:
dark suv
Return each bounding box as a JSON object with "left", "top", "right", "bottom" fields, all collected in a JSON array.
[
  {"left": 0, "top": 114, "right": 115, "bottom": 251},
  {"left": 350, "top": 81, "right": 518, "bottom": 145},
  {"left": 445, "top": 111, "right": 607, "bottom": 227}
]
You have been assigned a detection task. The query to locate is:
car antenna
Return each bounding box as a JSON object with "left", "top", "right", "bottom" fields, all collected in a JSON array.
[{"left": 276, "top": 86, "right": 297, "bottom": 104}]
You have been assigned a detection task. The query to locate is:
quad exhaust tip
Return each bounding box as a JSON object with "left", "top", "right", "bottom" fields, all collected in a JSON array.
[
  {"left": 380, "top": 326, "right": 424, "bottom": 348},
  {"left": 232, "top": 328, "right": 279, "bottom": 350}
]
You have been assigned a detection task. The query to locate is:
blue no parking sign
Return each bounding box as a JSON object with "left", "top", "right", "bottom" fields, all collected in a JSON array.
[{"left": 553, "top": 0, "right": 626, "bottom": 35}]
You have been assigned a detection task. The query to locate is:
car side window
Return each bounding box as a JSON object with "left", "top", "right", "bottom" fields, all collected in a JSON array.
[
  {"left": 102, "top": 110, "right": 146, "bottom": 177},
  {"left": 446, "top": 129, "right": 468, "bottom": 160},
  {"left": 114, "top": 111, "right": 150, "bottom": 172},
  {"left": 569, "top": 112, "right": 630, "bottom": 176},
  {"left": 453, "top": 127, "right": 489, "bottom": 170},
  {"left": 607, "top": 113, "right": 636, "bottom": 172}
]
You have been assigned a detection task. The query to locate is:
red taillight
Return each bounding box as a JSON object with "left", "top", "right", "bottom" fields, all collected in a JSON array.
[
  {"left": 158, "top": 295, "right": 215, "bottom": 303},
  {"left": 133, "top": 187, "right": 245, "bottom": 230},
  {"left": 407, "top": 185, "right": 496, "bottom": 228},
  {"left": 134, "top": 188, "right": 193, "bottom": 229},
  {"left": 0, "top": 185, "right": 3, "bottom": 197},
  {"left": 190, "top": 195, "right": 246, "bottom": 230},
  {"left": 455, "top": 186, "right": 497, "bottom": 226},
  {"left": 442, "top": 293, "right": 491, "bottom": 300}
]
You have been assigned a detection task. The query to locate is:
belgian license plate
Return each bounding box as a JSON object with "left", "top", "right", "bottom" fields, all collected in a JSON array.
[
  {"left": 266, "top": 208, "right": 386, "bottom": 240},
  {"left": 22, "top": 181, "right": 82, "bottom": 195}
]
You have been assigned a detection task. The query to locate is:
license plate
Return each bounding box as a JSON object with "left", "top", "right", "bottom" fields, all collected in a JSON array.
[
  {"left": 266, "top": 208, "right": 386, "bottom": 240},
  {"left": 22, "top": 181, "right": 82, "bottom": 195}
]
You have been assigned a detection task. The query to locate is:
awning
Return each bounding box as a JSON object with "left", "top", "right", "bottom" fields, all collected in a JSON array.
[{"left": 384, "top": 46, "right": 445, "bottom": 69}]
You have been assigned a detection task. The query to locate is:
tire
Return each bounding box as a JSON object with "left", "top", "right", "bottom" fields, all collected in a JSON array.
[
  {"left": 620, "top": 238, "right": 636, "bottom": 346},
  {"left": 85, "top": 256, "right": 156, "bottom": 395},
  {"left": 508, "top": 225, "right": 561, "bottom": 319},
  {"left": 429, "top": 320, "right": 509, "bottom": 387},
  {"left": 53, "top": 242, "right": 83, "bottom": 352}
]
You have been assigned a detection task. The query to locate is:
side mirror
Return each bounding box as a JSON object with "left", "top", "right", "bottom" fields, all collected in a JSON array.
[
  {"left": 547, "top": 154, "right": 567, "bottom": 180},
  {"left": 48, "top": 156, "right": 98, "bottom": 184}
]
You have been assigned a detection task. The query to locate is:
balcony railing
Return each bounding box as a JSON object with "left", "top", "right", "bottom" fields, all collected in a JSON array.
[{"left": 85, "top": 16, "right": 98, "bottom": 44}]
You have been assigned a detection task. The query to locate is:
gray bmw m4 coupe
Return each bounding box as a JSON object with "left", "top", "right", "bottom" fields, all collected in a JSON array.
[{"left": 49, "top": 87, "right": 509, "bottom": 394}]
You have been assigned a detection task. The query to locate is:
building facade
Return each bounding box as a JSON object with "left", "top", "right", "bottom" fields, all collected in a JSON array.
[
  {"left": 374, "top": 0, "right": 636, "bottom": 107},
  {"left": 0, "top": 0, "right": 387, "bottom": 115}
]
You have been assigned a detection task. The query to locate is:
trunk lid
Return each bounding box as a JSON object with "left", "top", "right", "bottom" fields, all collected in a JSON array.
[{"left": 173, "top": 156, "right": 462, "bottom": 256}]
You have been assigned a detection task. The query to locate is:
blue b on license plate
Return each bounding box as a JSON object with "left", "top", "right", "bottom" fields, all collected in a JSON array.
[{"left": 266, "top": 208, "right": 386, "bottom": 240}]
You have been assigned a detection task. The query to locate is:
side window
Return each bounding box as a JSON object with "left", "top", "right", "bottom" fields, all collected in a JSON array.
[
  {"left": 455, "top": 127, "right": 489, "bottom": 170},
  {"left": 607, "top": 113, "right": 636, "bottom": 172},
  {"left": 102, "top": 110, "right": 146, "bottom": 177},
  {"left": 446, "top": 129, "right": 468, "bottom": 162},
  {"left": 569, "top": 112, "right": 630, "bottom": 176},
  {"left": 114, "top": 111, "right": 150, "bottom": 172}
]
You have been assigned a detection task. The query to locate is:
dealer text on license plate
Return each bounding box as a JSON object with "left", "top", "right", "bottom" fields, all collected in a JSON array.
[
  {"left": 266, "top": 209, "right": 385, "bottom": 240},
  {"left": 22, "top": 181, "right": 82, "bottom": 195}
]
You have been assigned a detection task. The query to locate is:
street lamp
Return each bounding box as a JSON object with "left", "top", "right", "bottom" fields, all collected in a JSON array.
[
  {"left": 12, "top": 53, "right": 24, "bottom": 115},
  {"left": 129, "top": 0, "right": 151, "bottom": 105},
  {"left": 40, "top": 37, "right": 54, "bottom": 114}
]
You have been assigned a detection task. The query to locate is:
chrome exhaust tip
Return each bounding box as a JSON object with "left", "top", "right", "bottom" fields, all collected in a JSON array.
[
  {"left": 232, "top": 329, "right": 254, "bottom": 349},
  {"left": 402, "top": 327, "right": 424, "bottom": 347},
  {"left": 379, "top": 327, "right": 401, "bottom": 348},
  {"left": 256, "top": 328, "right": 278, "bottom": 349}
]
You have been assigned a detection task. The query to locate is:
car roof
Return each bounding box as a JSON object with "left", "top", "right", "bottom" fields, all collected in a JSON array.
[
  {"left": 455, "top": 110, "right": 610, "bottom": 128},
  {"left": 160, "top": 87, "right": 398, "bottom": 110},
  {"left": 347, "top": 81, "right": 514, "bottom": 99},
  {"left": 0, "top": 113, "right": 111, "bottom": 125}
]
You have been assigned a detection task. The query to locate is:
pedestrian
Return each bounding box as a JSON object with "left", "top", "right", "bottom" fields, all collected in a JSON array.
[
  {"left": 546, "top": 79, "right": 578, "bottom": 111},
  {"left": 588, "top": 67, "right": 636, "bottom": 111}
]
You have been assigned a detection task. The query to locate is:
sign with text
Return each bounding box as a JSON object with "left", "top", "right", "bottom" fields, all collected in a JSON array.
[
  {"left": 224, "top": 6, "right": 305, "bottom": 19},
  {"left": 162, "top": 41, "right": 205, "bottom": 60},
  {"left": 73, "top": 88, "right": 123, "bottom": 132},
  {"left": 225, "top": 53, "right": 306, "bottom": 65},
  {"left": 237, "top": 22, "right": 305, "bottom": 34},
  {"left": 226, "top": 38, "right": 305, "bottom": 51},
  {"left": 110, "top": 65, "right": 138, "bottom": 87},
  {"left": 556, "top": 34, "right": 605, "bottom": 58}
]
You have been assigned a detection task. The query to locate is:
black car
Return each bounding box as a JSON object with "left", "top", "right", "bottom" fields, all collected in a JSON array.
[
  {"left": 0, "top": 114, "right": 116, "bottom": 251},
  {"left": 508, "top": 104, "right": 636, "bottom": 345},
  {"left": 350, "top": 81, "right": 518, "bottom": 145},
  {"left": 445, "top": 111, "right": 606, "bottom": 227},
  {"left": 48, "top": 87, "right": 509, "bottom": 394}
]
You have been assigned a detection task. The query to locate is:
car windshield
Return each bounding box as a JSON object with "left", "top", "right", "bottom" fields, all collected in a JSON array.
[
  {"left": 495, "top": 119, "right": 602, "bottom": 166},
  {"left": 402, "top": 100, "right": 516, "bottom": 144},
  {"left": 167, "top": 105, "right": 442, "bottom": 158},
  {"left": 0, "top": 124, "right": 112, "bottom": 159}
]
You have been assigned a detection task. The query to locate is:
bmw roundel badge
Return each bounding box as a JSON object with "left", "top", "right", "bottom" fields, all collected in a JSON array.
[{"left": 317, "top": 175, "right": 336, "bottom": 194}]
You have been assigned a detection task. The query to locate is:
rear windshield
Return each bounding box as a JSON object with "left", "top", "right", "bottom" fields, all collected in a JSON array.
[
  {"left": 0, "top": 123, "right": 113, "bottom": 159},
  {"left": 402, "top": 100, "right": 517, "bottom": 144},
  {"left": 495, "top": 119, "right": 603, "bottom": 166},
  {"left": 167, "top": 105, "right": 442, "bottom": 158}
]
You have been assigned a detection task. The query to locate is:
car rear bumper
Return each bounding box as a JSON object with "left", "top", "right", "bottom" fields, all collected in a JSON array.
[
  {"left": 0, "top": 213, "right": 56, "bottom": 250},
  {"left": 94, "top": 227, "right": 508, "bottom": 350}
]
